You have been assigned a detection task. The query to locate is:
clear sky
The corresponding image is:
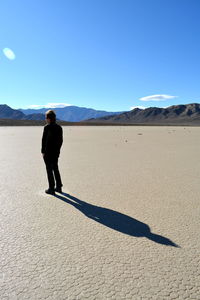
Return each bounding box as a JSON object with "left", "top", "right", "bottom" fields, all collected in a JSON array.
[{"left": 0, "top": 0, "right": 200, "bottom": 111}]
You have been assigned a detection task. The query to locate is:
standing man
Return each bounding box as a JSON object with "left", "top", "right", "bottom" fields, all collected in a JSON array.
[{"left": 41, "top": 110, "right": 63, "bottom": 195}]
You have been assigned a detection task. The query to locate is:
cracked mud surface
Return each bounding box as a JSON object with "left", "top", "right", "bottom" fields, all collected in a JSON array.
[{"left": 0, "top": 126, "right": 200, "bottom": 299}]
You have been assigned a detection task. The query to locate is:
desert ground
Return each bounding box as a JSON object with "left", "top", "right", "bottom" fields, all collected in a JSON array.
[{"left": 0, "top": 126, "right": 200, "bottom": 299}]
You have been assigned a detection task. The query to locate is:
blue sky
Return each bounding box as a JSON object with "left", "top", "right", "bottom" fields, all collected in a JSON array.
[{"left": 0, "top": 0, "right": 200, "bottom": 111}]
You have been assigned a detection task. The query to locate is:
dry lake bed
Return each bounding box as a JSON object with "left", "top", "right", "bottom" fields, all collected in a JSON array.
[{"left": 0, "top": 126, "right": 200, "bottom": 299}]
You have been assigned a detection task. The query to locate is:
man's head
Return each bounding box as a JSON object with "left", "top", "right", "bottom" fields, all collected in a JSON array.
[{"left": 45, "top": 110, "right": 56, "bottom": 124}]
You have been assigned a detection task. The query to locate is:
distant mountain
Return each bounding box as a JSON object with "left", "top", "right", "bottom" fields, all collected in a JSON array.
[
  {"left": 19, "top": 106, "right": 124, "bottom": 122},
  {"left": 23, "top": 113, "right": 45, "bottom": 120},
  {"left": 0, "top": 104, "right": 25, "bottom": 119},
  {"left": 3, "top": 103, "right": 200, "bottom": 125},
  {"left": 0, "top": 104, "right": 45, "bottom": 120},
  {"left": 85, "top": 103, "right": 200, "bottom": 125}
]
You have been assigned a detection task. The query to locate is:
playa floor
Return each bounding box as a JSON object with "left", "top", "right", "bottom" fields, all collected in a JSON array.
[{"left": 0, "top": 126, "right": 200, "bottom": 299}]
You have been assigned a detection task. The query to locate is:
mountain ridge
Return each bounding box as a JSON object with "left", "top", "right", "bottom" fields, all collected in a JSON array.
[
  {"left": 0, "top": 104, "right": 123, "bottom": 122},
  {"left": 2, "top": 103, "right": 200, "bottom": 125},
  {"left": 0, "top": 104, "right": 45, "bottom": 120},
  {"left": 85, "top": 103, "right": 200, "bottom": 124},
  {"left": 19, "top": 106, "right": 124, "bottom": 122}
]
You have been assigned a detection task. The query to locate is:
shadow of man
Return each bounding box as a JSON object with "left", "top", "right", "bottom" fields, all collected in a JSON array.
[{"left": 54, "top": 192, "right": 179, "bottom": 247}]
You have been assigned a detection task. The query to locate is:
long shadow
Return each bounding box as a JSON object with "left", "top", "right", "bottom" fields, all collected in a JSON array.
[{"left": 54, "top": 192, "right": 179, "bottom": 247}]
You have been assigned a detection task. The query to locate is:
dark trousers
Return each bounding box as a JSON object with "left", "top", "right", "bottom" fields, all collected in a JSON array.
[{"left": 43, "top": 155, "right": 62, "bottom": 190}]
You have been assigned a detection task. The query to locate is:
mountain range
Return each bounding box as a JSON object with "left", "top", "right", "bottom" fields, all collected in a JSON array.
[
  {"left": 0, "top": 105, "right": 45, "bottom": 120},
  {"left": 86, "top": 103, "right": 200, "bottom": 125},
  {"left": 1, "top": 103, "right": 200, "bottom": 125},
  {"left": 0, "top": 104, "right": 123, "bottom": 122},
  {"left": 19, "top": 106, "right": 124, "bottom": 122}
]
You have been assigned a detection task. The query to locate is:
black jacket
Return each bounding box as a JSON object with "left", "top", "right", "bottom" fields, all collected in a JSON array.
[{"left": 41, "top": 122, "right": 63, "bottom": 157}]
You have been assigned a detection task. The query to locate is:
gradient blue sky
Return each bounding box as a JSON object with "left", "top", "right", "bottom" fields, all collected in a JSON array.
[{"left": 0, "top": 0, "right": 200, "bottom": 111}]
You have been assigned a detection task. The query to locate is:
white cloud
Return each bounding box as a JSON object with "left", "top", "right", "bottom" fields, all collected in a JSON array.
[
  {"left": 139, "top": 94, "right": 178, "bottom": 101},
  {"left": 130, "top": 106, "right": 146, "bottom": 110},
  {"left": 3, "top": 48, "right": 16, "bottom": 60},
  {"left": 27, "top": 103, "right": 72, "bottom": 109}
]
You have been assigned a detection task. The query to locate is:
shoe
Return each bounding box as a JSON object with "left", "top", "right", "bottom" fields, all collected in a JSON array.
[
  {"left": 55, "top": 187, "right": 62, "bottom": 193},
  {"left": 45, "top": 188, "right": 55, "bottom": 195}
]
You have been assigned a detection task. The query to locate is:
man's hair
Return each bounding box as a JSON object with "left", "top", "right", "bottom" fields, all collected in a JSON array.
[{"left": 45, "top": 110, "right": 56, "bottom": 122}]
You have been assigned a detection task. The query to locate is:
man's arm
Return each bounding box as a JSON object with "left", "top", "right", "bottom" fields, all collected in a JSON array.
[
  {"left": 58, "top": 126, "right": 63, "bottom": 150},
  {"left": 41, "top": 126, "right": 48, "bottom": 154}
]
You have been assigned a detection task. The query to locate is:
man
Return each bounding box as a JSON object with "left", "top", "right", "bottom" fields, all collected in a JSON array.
[{"left": 41, "top": 110, "right": 63, "bottom": 195}]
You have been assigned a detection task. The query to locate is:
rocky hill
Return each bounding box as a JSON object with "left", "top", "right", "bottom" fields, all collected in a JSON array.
[
  {"left": 0, "top": 105, "right": 45, "bottom": 120},
  {"left": 85, "top": 103, "right": 200, "bottom": 125}
]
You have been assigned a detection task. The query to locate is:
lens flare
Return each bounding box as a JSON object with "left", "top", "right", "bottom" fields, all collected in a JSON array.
[{"left": 3, "top": 48, "right": 16, "bottom": 60}]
